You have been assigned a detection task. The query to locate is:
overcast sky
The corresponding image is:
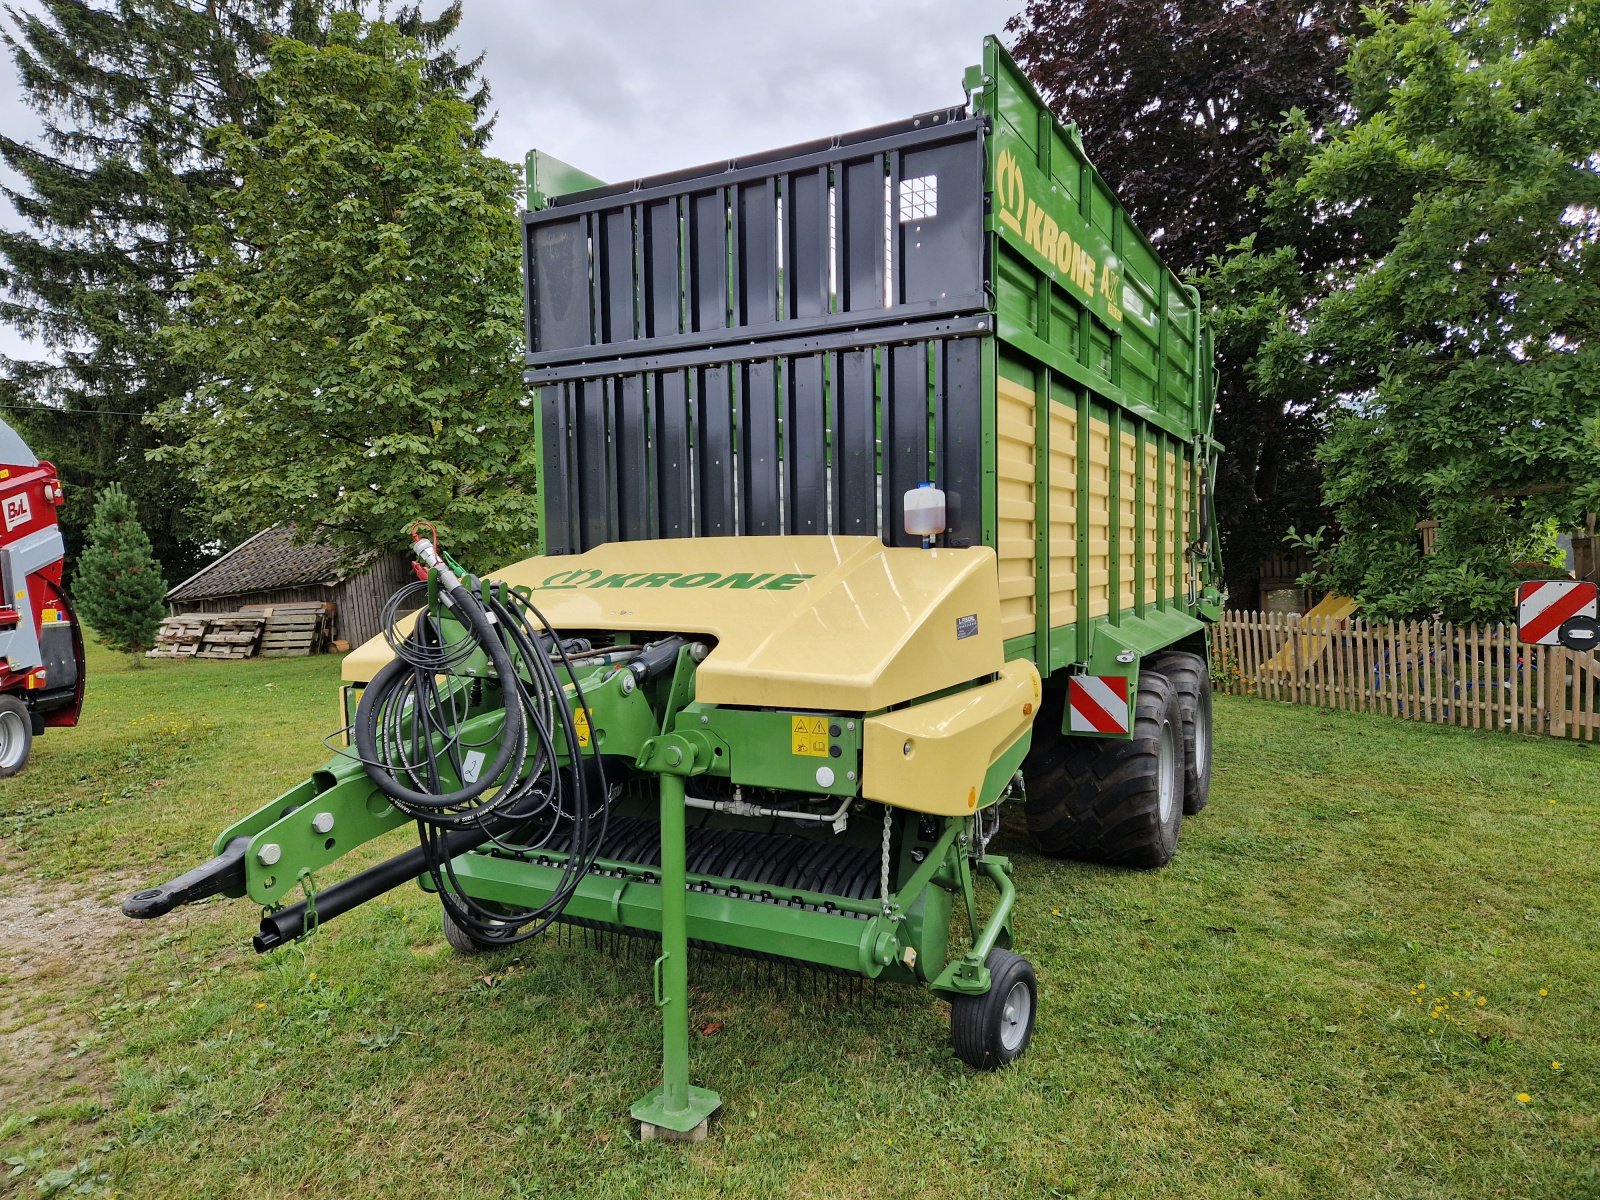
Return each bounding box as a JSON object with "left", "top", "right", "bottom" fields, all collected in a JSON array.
[{"left": 0, "top": 0, "right": 1021, "bottom": 369}]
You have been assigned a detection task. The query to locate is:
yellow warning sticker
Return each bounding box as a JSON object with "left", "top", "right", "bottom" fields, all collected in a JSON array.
[
  {"left": 572, "top": 706, "right": 591, "bottom": 749},
  {"left": 790, "top": 715, "right": 830, "bottom": 758}
]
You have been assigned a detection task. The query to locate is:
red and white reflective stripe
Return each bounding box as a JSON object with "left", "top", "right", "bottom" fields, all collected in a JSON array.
[
  {"left": 1517, "top": 580, "right": 1598, "bottom": 645},
  {"left": 1069, "top": 675, "right": 1130, "bottom": 734}
]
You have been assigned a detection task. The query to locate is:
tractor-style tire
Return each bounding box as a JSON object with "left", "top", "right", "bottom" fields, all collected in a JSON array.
[
  {"left": 0, "top": 695, "right": 32, "bottom": 778},
  {"left": 1151, "top": 651, "right": 1213, "bottom": 814},
  {"left": 951, "top": 948, "right": 1037, "bottom": 1070},
  {"left": 1023, "top": 671, "right": 1184, "bottom": 868}
]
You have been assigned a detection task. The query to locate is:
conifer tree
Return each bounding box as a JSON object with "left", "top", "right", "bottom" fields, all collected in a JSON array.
[{"left": 73, "top": 483, "right": 168, "bottom": 665}]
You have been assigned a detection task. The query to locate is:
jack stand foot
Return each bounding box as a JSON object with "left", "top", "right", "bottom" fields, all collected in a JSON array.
[
  {"left": 638, "top": 1118, "right": 709, "bottom": 1144},
  {"left": 630, "top": 1083, "right": 721, "bottom": 1144}
]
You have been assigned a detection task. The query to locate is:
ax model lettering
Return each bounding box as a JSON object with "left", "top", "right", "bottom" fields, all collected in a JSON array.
[{"left": 536, "top": 569, "right": 813, "bottom": 592}]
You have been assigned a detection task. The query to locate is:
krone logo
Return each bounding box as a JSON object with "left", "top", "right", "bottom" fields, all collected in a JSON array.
[
  {"left": 993, "top": 141, "right": 1123, "bottom": 322},
  {"left": 537, "top": 568, "right": 814, "bottom": 592},
  {"left": 541, "top": 568, "right": 603, "bottom": 589},
  {"left": 996, "top": 148, "right": 1026, "bottom": 234}
]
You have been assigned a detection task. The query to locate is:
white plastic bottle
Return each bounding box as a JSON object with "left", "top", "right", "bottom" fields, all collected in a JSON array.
[{"left": 904, "top": 483, "right": 947, "bottom": 545}]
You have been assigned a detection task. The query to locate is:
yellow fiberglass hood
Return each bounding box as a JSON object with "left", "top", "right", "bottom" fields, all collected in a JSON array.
[{"left": 344, "top": 536, "right": 1005, "bottom": 712}]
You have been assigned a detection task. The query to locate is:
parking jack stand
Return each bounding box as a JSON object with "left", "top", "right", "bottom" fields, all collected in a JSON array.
[{"left": 631, "top": 740, "right": 722, "bottom": 1142}]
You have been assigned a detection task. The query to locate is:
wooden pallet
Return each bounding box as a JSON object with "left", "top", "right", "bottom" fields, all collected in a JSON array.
[
  {"left": 247, "top": 602, "right": 334, "bottom": 657},
  {"left": 147, "top": 615, "right": 213, "bottom": 658},
  {"left": 147, "top": 602, "right": 335, "bottom": 660},
  {"left": 148, "top": 611, "right": 267, "bottom": 658}
]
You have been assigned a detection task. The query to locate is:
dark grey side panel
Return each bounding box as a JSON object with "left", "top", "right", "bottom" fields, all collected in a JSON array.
[
  {"left": 536, "top": 336, "right": 982, "bottom": 554},
  {"left": 526, "top": 112, "right": 988, "bottom": 555}
]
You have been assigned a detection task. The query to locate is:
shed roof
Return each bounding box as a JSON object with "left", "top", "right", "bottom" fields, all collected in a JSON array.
[{"left": 166, "top": 525, "right": 358, "bottom": 602}]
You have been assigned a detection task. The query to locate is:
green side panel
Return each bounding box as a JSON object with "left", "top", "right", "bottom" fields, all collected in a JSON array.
[
  {"left": 525, "top": 149, "right": 605, "bottom": 211},
  {"left": 678, "top": 705, "right": 863, "bottom": 798},
  {"left": 976, "top": 35, "right": 1221, "bottom": 701},
  {"left": 977, "top": 37, "right": 1204, "bottom": 440}
]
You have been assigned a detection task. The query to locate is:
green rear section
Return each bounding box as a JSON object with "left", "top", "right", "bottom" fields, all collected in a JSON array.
[{"left": 971, "top": 38, "right": 1221, "bottom": 697}]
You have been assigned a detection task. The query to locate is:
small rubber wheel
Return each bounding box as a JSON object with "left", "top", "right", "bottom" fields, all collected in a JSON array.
[
  {"left": 0, "top": 695, "right": 32, "bottom": 778},
  {"left": 951, "top": 948, "right": 1037, "bottom": 1070},
  {"left": 440, "top": 901, "right": 519, "bottom": 955},
  {"left": 1152, "top": 651, "right": 1213, "bottom": 814}
]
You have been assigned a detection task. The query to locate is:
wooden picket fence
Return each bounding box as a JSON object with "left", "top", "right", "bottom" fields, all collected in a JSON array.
[{"left": 1209, "top": 611, "right": 1600, "bottom": 742}]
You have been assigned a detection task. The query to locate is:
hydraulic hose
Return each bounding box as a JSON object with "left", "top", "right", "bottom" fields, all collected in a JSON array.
[
  {"left": 352, "top": 550, "right": 527, "bottom": 818},
  {"left": 348, "top": 537, "right": 612, "bottom": 948}
]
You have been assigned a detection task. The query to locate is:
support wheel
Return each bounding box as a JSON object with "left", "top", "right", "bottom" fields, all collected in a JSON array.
[
  {"left": 1152, "top": 651, "right": 1213, "bottom": 814},
  {"left": 951, "top": 949, "right": 1037, "bottom": 1070},
  {"left": 1023, "top": 671, "right": 1184, "bottom": 868},
  {"left": 439, "top": 901, "right": 518, "bottom": 955},
  {"left": 0, "top": 696, "right": 32, "bottom": 778}
]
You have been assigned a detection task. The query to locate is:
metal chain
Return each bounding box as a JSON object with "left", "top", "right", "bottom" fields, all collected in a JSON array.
[{"left": 879, "top": 805, "right": 897, "bottom": 919}]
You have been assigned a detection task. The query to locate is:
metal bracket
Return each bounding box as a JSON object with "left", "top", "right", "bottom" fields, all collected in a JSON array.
[
  {"left": 928, "top": 854, "right": 1015, "bottom": 997},
  {"left": 634, "top": 732, "right": 712, "bottom": 777}
]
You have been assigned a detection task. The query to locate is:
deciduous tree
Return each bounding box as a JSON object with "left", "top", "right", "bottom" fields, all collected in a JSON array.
[
  {"left": 155, "top": 16, "right": 535, "bottom": 568},
  {"left": 1224, "top": 0, "right": 1600, "bottom": 622},
  {"left": 1007, "top": 1, "right": 1375, "bottom": 605},
  {"left": 0, "top": 0, "right": 489, "bottom": 577}
]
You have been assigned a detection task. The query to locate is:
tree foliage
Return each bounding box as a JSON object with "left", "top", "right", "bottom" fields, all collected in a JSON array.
[
  {"left": 1007, "top": 0, "right": 1375, "bottom": 605},
  {"left": 1007, "top": 0, "right": 1367, "bottom": 268},
  {"left": 1220, "top": 0, "right": 1600, "bottom": 623},
  {"left": 73, "top": 483, "right": 167, "bottom": 662},
  {"left": 155, "top": 15, "right": 535, "bottom": 567},
  {"left": 0, "top": 0, "right": 488, "bottom": 578}
]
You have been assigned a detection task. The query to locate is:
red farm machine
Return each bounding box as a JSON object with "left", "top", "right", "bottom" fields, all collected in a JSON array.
[{"left": 0, "top": 418, "right": 85, "bottom": 776}]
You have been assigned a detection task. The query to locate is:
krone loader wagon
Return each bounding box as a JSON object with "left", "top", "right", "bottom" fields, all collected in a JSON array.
[{"left": 127, "top": 37, "right": 1222, "bottom": 1141}]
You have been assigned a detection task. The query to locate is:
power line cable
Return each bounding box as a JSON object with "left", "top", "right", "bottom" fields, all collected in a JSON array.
[{"left": 0, "top": 401, "right": 149, "bottom": 417}]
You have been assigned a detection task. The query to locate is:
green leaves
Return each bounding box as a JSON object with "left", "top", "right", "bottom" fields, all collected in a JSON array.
[
  {"left": 155, "top": 15, "right": 535, "bottom": 569},
  {"left": 0, "top": 0, "right": 492, "bottom": 580},
  {"left": 1214, "top": 0, "right": 1600, "bottom": 622}
]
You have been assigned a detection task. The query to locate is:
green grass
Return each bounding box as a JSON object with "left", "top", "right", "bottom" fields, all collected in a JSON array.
[{"left": 2, "top": 639, "right": 1596, "bottom": 1199}]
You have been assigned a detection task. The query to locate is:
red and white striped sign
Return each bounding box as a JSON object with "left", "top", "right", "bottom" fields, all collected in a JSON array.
[
  {"left": 1516, "top": 580, "right": 1598, "bottom": 645},
  {"left": 1069, "top": 675, "right": 1130, "bottom": 734}
]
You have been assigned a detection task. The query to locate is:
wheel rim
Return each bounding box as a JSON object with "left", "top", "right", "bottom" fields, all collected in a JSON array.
[
  {"left": 1157, "top": 717, "right": 1179, "bottom": 825},
  {"left": 1194, "top": 693, "right": 1211, "bottom": 779},
  {"left": 999, "top": 979, "right": 1032, "bottom": 1052},
  {"left": 0, "top": 709, "right": 25, "bottom": 771}
]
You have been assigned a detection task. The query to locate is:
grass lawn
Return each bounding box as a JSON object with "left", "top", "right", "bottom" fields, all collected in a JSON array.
[{"left": 2, "top": 638, "right": 1596, "bottom": 1199}]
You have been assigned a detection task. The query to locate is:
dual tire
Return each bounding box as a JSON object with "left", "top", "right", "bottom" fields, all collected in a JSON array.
[{"left": 1023, "top": 652, "right": 1212, "bottom": 868}]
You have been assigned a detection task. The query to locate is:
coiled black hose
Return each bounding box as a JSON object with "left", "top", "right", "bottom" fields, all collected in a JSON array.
[{"left": 351, "top": 547, "right": 611, "bottom": 946}]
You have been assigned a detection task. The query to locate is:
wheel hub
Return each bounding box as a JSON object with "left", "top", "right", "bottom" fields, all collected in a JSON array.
[
  {"left": 0, "top": 707, "right": 25, "bottom": 772},
  {"left": 999, "top": 979, "right": 1032, "bottom": 1052},
  {"left": 1156, "top": 718, "right": 1179, "bottom": 825}
]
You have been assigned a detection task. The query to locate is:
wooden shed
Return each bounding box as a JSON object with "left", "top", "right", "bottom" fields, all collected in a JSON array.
[{"left": 165, "top": 525, "right": 410, "bottom": 648}]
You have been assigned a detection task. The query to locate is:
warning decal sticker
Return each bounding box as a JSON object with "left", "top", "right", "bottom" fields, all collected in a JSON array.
[
  {"left": 791, "top": 715, "right": 830, "bottom": 758},
  {"left": 572, "top": 706, "right": 591, "bottom": 748},
  {"left": 1516, "top": 579, "right": 1598, "bottom": 646}
]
